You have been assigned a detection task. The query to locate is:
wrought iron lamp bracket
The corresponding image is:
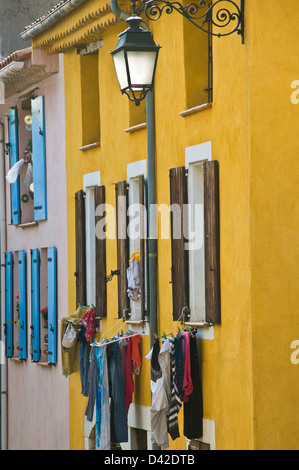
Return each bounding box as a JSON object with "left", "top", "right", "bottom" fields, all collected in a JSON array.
[{"left": 141, "top": 0, "right": 245, "bottom": 44}]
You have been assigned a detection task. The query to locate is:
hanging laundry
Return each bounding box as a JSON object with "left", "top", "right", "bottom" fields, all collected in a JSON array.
[
  {"left": 126, "top": 257, "right": 141, "bottom": 301},
  {"left": 183, "top": 333, "right": 203, "bottom": 439},
  {"left": 181, "top": 331, "right": 193, "bottom": 403},
  {"left": 167, "top": 336, "right": 182, "bottom": 441},
  {"left": 81, "top": 306, "right": 97, "bottom": 341},
  {"left": 60, "top": 305, "right": 89, "bottom": 376},
  {"left": 124, "top": 339, "right": 134, "bottom": 414},
  {"left": 78, "top": 325, "right": 91, "bottom": 397},
  {"left": 96, "top": 345, "right": 110, "bottom": 450},
  {"left": 85, "top": 346, "right": 99, "bottom": 423},
  {"left": 131, "top": 333, "right": 142, "bottom": 375},
  {"left": 107, "top": 341, "right": 128, "bottom": 444},
  {"left": 146, "top": 338, "right": 171, "bottom": 450}
]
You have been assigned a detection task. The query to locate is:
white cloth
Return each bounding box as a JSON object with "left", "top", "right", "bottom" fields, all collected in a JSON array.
[
  {"left": 126, "top": 257, "right": 141, "bottom": 301},
  {"left": 146, "top": 339, "right": 171, "bottom": 449},
  {"left": 6, "top": 159, "right": 24, "bottom": 184}
]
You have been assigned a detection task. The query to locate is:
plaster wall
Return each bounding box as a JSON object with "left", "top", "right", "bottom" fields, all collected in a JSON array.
[{"left": 2, "top": 54, "right": 69, "bottom": 450}]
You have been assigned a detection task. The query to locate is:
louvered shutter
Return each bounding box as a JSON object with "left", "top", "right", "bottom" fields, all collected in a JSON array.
[
  {"left": 169, "top": 167, "right": 189, "bottom": 321},
  {"left": 115, "top": 181, "right": 129, "bottom": 318},
  {"left": 95, "top": 186, "right": 107, "bottom": 320},
  {"left": 138, "top": 175, "right": 146, "bottom": 320},
  {"left": 8, "top": 108, "right": 21, "bottom": 225},
  {"left": 18, "top": 250, "right": 27, "bottom": 360},
  {"left": 204, "top": 160, "right": 221, "bottom": 324},
  {"left": 5, "top": 252, "right": 14, "bottom": 358},
  {"left": 75, "top": 190, "right": 86, "bottom": 306},
  {"left": 32, "top": 96, "right": 47, "bottom": 221},
  {"left": 31, "top": 249, "right": 40, "bottom": 362},
  {"left": 47, "top": 247, "right": 57, "bottom": 364}
]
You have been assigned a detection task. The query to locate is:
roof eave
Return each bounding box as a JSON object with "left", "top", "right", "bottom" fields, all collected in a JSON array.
[{"left": 20, "top": 0, "right": 87, "bottom": 40}]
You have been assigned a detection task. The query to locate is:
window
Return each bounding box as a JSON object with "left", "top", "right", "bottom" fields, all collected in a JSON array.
[
  {"left": 183, "top": 1, "right": 213, "bottom": 108},
  {"left": 75, "top": 172, "right": 107, "bottom": 321},
  {"left": 126, "top": 160, "right": 147, "bottom": 321},
  {"left": 169, "top": 143, "right": 220, "bottom": 324},
  {"left": 31, "top": 247, "right": 57, "bottom": 364},
  {"left": 8, "top": 95, "right": 47, "bottom": 225},
  {"left": 5, "top": 250, "right": 27, "bottom": 360},
  {"left": 80, "top": 52, "right": 100, "bottom": 147}
]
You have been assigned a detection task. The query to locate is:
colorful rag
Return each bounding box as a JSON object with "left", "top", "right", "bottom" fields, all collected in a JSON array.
[
  {"left": 81, "top": 307, "right": 97, "bottom": 341},
  {"left": 130, "top": 334, "right": 142, "bottom": 375}
]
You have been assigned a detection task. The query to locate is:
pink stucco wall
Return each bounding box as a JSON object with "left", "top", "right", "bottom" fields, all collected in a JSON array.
[{"left": 3, "top": 53, "right": 69, "bottom": 450}]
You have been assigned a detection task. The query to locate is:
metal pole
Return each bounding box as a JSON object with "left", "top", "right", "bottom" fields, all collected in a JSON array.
[{"left": 146, "top": 89, "right": 158, "bottom": 350}]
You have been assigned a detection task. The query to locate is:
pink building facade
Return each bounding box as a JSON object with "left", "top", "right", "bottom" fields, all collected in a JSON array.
[{"left": 0, "top": 49, "right": 69, "bottom": 450}]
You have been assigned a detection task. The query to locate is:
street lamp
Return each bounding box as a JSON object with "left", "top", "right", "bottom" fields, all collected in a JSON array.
[
  {"left": 111, "top": 0, "right": 244, "bottom": 106},
  {"left": 111, "top": 6, "right": 161, "bottom": 106}
]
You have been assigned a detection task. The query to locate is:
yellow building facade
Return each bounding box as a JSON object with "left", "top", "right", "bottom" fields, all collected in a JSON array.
[{"left": 25, "top": 0, "right": 299, "bottom": 450}]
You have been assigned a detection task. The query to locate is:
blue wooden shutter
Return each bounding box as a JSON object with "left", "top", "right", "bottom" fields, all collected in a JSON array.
[
  {"left": 31, "top": 249, "right": 40, "bottom": 362},
  {"left": 5, "top": 252, "right": 14, "bottom": 358},
  {"left": 18, "top": 250, "right": 27, "bottom": 360},
  {"left": 47, "top": 247, "right": 57, "bottom": 365},
  {"left": 32, "top": 96, "right": 47, "bottom": 221},
  {"left": 8, "top": 108, "right": 21, "bottom": 225}
]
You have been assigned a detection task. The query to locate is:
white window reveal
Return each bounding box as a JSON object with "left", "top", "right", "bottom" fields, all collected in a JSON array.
[
  {"left": 185, "top": 142, "right": 211, "bottom": 324},
  {"left": 83, "top": 171, "right": 101, "bottom": 308}
]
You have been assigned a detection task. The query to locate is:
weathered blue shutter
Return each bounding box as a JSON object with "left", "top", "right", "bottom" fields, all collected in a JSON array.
[
  {"left": 18, "top": 250, "right": 27, "bottom": 360},
  {"left": 47, "top": 247, "right": 57, "bottom": 365},
  {"left": 31, "top": 249, "right": 40, "bottom": 362},
  {"left": 32, "top": 96, "right": 47, "bottom": 221},
  {"left": 5, "top": 252, "right": 14, "bottom": 358},
  {"left": 8, "top": 108, "right": 21, "bottom": 225}
]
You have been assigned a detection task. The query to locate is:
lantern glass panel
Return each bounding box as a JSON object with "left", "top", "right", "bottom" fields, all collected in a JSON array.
[
  {"left": 126, "top": 50, "right": 157, "bottom": 89},
  {"left": 112, "top": 49, "right": 129, "bottom": 90}
]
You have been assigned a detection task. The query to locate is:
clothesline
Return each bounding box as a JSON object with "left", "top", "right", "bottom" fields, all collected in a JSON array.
[{"left": 93, "top": 332, "right": 146, "bottom": 348}]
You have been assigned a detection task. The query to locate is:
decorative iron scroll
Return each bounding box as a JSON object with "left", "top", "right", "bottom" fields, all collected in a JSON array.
[{"left": 142, "top": 0, "right": 245, "bottom": 43}]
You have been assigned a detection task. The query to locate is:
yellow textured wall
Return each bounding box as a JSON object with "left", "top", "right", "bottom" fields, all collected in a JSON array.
[
  {"left": 33, "top": 0, "right": 299, "bottom": 450},
  {"left": 248, "top": 0, "right": 299, "bottom": 450}
]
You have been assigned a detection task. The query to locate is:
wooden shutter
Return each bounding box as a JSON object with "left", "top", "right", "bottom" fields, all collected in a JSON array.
[
  {"left": 8, "top": 108, "right": 21, "bottom": 225},
  {"left": 18, "top": 250, "right": 27, "bottom": 360},
  {"left": 75, "top": 190, "right": 86, "bottom": 306},
  {"left": 169, "top": 167, "right": 189, "bottom": 321},
  {"left": 115, "top": 181, "right": 129, "bottom": 318},
  {"left": 32, "top": 96, "right": 47, "bottom": 221},
  {"left": 31, "top": 249, "right": 40, "bottom": 362},
  {"left": 138, "top": 175, "right": 146, "bottom": 320},
  {"left": 47, "top": 247, "right": 57, "bottom": 364},
  {"left": 5, "top": 252, "right": 14, "bottom": 358},
  {"left": 95, "top": 186, "right": 107, "bottom": 319},
  {"left": 204, "top": 160, "right": 221, "bottom": 324}
]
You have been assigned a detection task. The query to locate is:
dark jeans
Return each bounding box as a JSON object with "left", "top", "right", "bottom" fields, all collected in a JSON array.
[{"left": 108, "top": 341, "right": 128, "bottom": 443}]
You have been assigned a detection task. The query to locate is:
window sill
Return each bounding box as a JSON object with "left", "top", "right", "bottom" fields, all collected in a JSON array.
[
  {"left": 179, "top": 103, "right": 212, "bottom": 117},
  {"left": 79, "top": 142, "right": 100, "bottom": 152},
  {"left": 10, "top": 357, "right": 24, "bottom": 362},
  {"left": 18, "top": 221, "right": 38, "bottom": 229},
  {"left": 124, "top": 122, "right": 147, "bottom": 133},
  {"left": 37, "top": 362, "right": 52, "bottom": 367}
]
